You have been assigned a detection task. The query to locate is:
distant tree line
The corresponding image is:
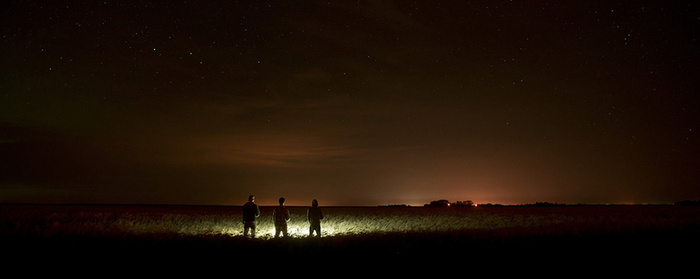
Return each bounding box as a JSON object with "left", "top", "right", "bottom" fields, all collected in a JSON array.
[
  {"left": 424, "top": 200, "right": 475, "bottom": 207},
  {"left": 383, "top": 199, "right": 700, "bottom": 208},
  {"left": 674, "top": 200, "right": 700, "bottom": 206},
  {"left": 422, "top": 200, "right": 576, "bottom": 207}
]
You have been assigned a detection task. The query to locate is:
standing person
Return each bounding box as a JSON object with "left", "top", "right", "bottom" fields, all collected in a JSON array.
[
  {"left": 273, "top": 197, "right": 290, "bottom": 238},
  {"left": 307, "top": 199, "right": 323, "bottom": 237},
  {"left": 242, "top": 195, "right": 260, "bottom": 238}
]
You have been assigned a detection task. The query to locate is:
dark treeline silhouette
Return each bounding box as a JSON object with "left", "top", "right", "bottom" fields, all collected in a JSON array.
[
  {"left": 419, "top": 199, "right": 700, "bottom": 207},
  {"left": 674, "top": 200, "right": 700, "bottom": 206},
  {"left": 477, "top": 203, "right": 505, "bottom": 207},
  {"left": 424, "top": 200, "right": 475, "bottom": 207}
]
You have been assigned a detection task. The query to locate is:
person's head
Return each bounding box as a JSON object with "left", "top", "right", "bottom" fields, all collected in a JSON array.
[
  {"left": 312, "top": 199, "right": 318, "bottom": 207},
  {"left": 248, "top": 195, "right": 255, "bottom": 202},
  {"left": 278, "top": 197, "right": 285, "bottom": 205}
]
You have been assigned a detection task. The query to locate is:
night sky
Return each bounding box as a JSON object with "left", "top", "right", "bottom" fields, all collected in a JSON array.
[{"left": 2, "top": 1, "right": 698, "bottom": 206}]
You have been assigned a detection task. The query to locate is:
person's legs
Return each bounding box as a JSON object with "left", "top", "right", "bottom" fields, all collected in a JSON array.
[
  {"left": 310, "top": 222, "right": 321, "bottom": 237},
  {"left": 309, "top": 223, "right": 320, "bottom": 237},
  {"left": 244, "top": 221, "right": 256, "bottom": 238}
]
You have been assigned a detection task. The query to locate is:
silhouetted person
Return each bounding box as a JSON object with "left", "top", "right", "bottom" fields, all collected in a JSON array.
[
  {"left": 307, "top": 199, "right": 323, "bottom": 237},
  {"left": 273, "top": 197, "right": 290, "bottom": 238},
  {"left": 242, "top": 195, "right": 260, "bottom": 238}
]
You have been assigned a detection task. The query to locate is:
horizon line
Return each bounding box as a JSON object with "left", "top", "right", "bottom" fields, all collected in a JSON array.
[{"left": 0, "top": 201, "right": 690, "bottom": 207}]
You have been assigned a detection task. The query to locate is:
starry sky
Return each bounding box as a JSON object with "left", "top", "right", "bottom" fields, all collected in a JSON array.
[{"left": 1, "top": 1, "right": 698, "bottom": 206}]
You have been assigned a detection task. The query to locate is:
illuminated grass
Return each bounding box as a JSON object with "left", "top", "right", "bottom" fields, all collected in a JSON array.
[
  {"left": 4, "top": 204, "right": 699, "bottom": 265},
  {"left": 3, "top": 204, "right": 700, "bottom": 239}
]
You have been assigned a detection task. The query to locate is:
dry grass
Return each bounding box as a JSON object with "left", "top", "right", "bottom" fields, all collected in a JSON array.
[{"left": 3, "top": 204, "right": 700, "bottom": 264}]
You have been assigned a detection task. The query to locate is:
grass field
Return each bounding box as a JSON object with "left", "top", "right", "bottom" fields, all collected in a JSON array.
[{"left": 3, "top": 204, "right": 700, "bottom": 268}]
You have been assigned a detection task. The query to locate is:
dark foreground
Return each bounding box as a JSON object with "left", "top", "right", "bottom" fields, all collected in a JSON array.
[
  {"left": 5, "top": 225, "right": 699, "bottom": 272},
  {"left": 3, "top": 204, "right": 700, "bottom": 274}
]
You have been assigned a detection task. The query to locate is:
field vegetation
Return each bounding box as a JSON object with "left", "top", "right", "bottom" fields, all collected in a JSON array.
[{"left": 3, "top": 204, "right": 700, "bottom": 264}]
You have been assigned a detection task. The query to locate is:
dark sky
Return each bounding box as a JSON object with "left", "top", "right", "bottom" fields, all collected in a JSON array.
[{"left": 1, "top": 1, "right": 698, "bottom": 206}]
